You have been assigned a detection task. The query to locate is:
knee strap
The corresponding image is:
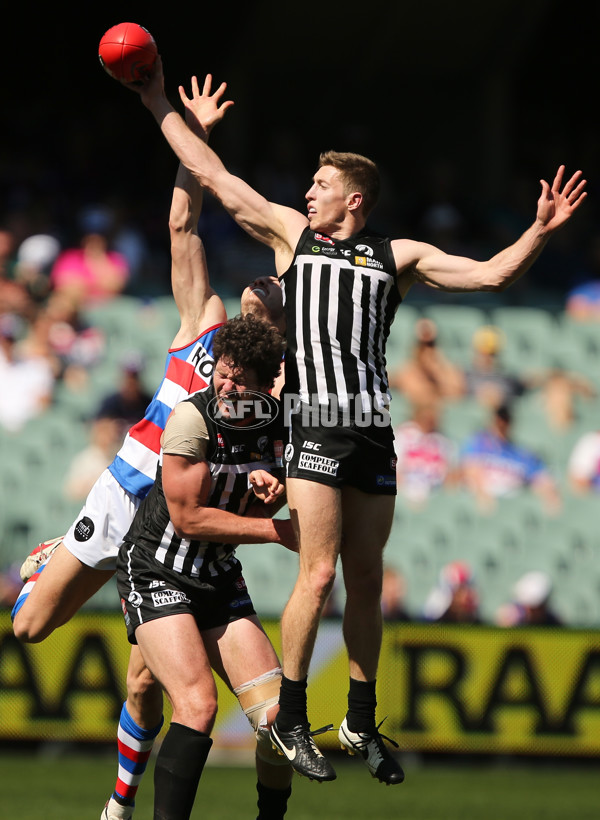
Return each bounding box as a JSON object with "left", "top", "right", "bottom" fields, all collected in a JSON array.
[{"left": 234, "top": 668, "right": 287, "bottom": 765}]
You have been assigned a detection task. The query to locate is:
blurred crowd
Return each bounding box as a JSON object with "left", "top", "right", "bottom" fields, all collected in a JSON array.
[{"left": 390, "top": 317, "right": 599, "bottom": 509}]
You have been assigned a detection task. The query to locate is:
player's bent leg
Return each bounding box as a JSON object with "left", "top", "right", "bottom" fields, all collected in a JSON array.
[
  {"left": 136, "top": 614, "right": 218, "bottom": 732},
  {"left": 283, "top": 479, "right": 342, "bottom": 680},
  {"left": 268, "top": 479, "right": 339, "bottom": 782},
  {"left": 338, "top": 488, "right": 404, "bottom": 785},
  {"left": 12, "top": 543, "right": 114, "bottom": 643},
  {"left": 102, "top": 647, "right": 164, "bottom": 820},
  {"left": 136, "top": 615, "right": 217, "bottom": 820},
  {"left": 340, "top": 488, "right": 394, "bottom": 681},
  {"left": 125, "top": 645, "right": 163, "bottom": 728},
  {"left": 101, "top": 700, "right": 164, "bottom": 820},
  {"left": 232, "top": 654, "right": 292, "bottom": 817}
]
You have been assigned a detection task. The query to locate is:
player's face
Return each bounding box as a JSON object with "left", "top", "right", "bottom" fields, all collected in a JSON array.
[
  {"left": 240, "top": 276, "right": 283, "bottom": 319},
  {"left": 305, "top": 165, "right": 348, "bottom": 233},
  {"left": 212, "top": 357, "right": 266, "bottom": 424}
]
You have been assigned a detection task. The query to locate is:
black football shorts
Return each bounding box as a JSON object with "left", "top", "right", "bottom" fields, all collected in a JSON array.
[
  {"left": 116, "top": 544, "right": 256, "bottom": 643},
  {"left": 284, "top": 412, "right": 397, "bottom": 494}
]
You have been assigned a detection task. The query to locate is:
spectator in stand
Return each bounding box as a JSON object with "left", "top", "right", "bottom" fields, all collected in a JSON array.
[
  {"left": 389, "top": 317, "right": 465, "bottom": 407},
  {"left": 423, "top": 560, "right": 481, "bottom": 623},
  {"left": 49, "top": 208, "right": 130, "bottom": 308},
  {"left": 95, "top": 353, "right": 153, "bottom": 439},
  {"left": 567, "top": 429, "right": 600, "bottom": 493},
  {"left": 459, "top": 403, "right": 562, "bottom": 515},
  {"left": 495, "top": 570, "right": 562, "bottom": 626},
  {"left": 63, "top": 416, "right": 122, "bottom": 502},
  {"left": 13, "top": 233, "right": 61, "bottom": 305},
  {"left": 565, "top": 280, "right": 600, "bottom": 322},
  {"left": 381, "top": 566, "right": 411, "bottom": 621},
  {"left": 394, "top": 400, "right": 458, "bottom": 508},
  {"left": 17, "top": 290, "right": 105, "bottom": 386},
  {"left": 33, "top": 289, "right": 106, "bottom": 386},
  {"left": 0, "top": 312, "right": 55, "bottom": 432},
  {"left": 565, "top": 235, "right": 600, "bottom": 322},
  {"left": 463, "top": 325, "right": 528, "bottom": 411},
  {"left": 532, "top": 367, "right": 596, "bottom": 433},
  {"left": 0, "top": 228, "right": 34, "bottom": 319}
]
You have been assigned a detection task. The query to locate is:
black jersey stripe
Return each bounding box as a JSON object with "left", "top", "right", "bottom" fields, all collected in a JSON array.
[
  {"left": 284, "top": 229, "right": 399, "bottom": 419},
  {"left": 121, "top": 387, "right": 284, "bottom": 577}
]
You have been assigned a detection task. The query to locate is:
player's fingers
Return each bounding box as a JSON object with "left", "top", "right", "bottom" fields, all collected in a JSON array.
[
  {"left": 201, "top": 74, "right": 212, "bottom": 96},
  {"left": 551, "top": 164, "right": 565, "bottom": 192},
  {"left": 569, "top": 187, "right": 588, "bottom": 210},
  {"left": 213, "top": 81, "right": 227, "bottom": 100},
  {"left": 178, "top": 85, "right": 190, "bottom": 105},
  {"left": 561, "top": 170, "right": 583, "bottom": 198}
]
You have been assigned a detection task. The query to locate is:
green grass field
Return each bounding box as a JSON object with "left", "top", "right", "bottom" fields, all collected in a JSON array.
[{"left": 1, "top": 750, "right": 598, "bottom": 820}]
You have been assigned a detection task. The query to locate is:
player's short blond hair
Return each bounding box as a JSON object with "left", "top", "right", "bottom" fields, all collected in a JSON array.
[{"left": 318, "top": 150, "right": 380, "bottom": 216}]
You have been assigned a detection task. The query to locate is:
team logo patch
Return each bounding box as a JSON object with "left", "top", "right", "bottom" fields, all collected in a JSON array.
[
  {"left": 284, "top": 443, "right": 294, "bottom": 462},
  {"left": 128, "top": 590, "right": 143, "bottom": 608},
  {"left": 230, "top": 595, "right": 252, "bottom": 609},
  {"left": 314, "top": 233, "right": 334, "bottom": 245},
  {"left": 298, "top": 452, "right": 339, "bottom": 476},
  {"left": 73, "top": 516, "right": 95, "bottom": 542}
]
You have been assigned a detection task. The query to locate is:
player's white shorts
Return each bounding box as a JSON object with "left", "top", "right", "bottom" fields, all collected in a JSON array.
[{"left": 63, "top": 469, "right": 141, "bottom": 571}]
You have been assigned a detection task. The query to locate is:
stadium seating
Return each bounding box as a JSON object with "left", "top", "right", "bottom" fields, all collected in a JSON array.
[
  {"left": 489, "top": 306, "right": 558, "bottom": 373},
  {"left": 422, "top": 304, "right": 489, "bottom": 366},
  {"left": 2, "top": 297, "right": 599, "bottom": 626}
]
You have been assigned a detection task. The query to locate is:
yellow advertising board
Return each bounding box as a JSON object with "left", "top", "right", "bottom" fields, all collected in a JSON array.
[{"left": 1, "top": 612, "right": 599, "bottom": 756}]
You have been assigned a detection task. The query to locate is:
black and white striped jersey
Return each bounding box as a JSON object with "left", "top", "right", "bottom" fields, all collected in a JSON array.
[
  {"left": 281, "top": 226, "right": 401, "bottom": 419},
  {"left": 122, "top": 386, "right": 285, "bottom": 582}
]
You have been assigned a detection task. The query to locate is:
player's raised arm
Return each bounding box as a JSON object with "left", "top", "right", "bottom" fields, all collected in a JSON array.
[
  {"left": 169, "top": 74, "right": 233, "bottom": 344},
  {"left": 395, "top": 166, "right": 587, "bottom": 296},
  {"left": 132, "top": 56, "right": 307, "bottom": 272}
]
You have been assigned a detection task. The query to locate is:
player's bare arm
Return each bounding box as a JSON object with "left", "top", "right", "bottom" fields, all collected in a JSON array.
[
  {"left": 170, "top": 74, "right": 234, "bottom": 345},
  {"left": 162, "top": 453, "right": 295, "bottom": 548},
  {"left": 395, "top": 166, "right": 587, "bottom": 297},
  {"left": 133, "top": 57, "right": 306, "bottom": 270}
]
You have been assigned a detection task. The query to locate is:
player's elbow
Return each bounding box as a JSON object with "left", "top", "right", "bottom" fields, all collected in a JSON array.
[
  {"left": 169, "top": 211, "right": 197, "bottom": 238},
  {"left": 476, "top": 275, "right": 509, "bottom": 293},
  {"left": 170, "top": 508, "right": 202, "bottom": 541}
]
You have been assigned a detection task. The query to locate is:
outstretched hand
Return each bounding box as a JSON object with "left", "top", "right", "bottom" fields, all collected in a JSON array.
[
  {"left": 537, "top": 166, "right": 587, "bottom": 232},
  {"left": 179, "top": 75, "right": 234, "bottom": 140}
]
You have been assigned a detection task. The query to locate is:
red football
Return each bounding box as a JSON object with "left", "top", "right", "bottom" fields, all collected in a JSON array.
[{"left": 98, "top": 22, "right": 157, "bottom": 83}]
